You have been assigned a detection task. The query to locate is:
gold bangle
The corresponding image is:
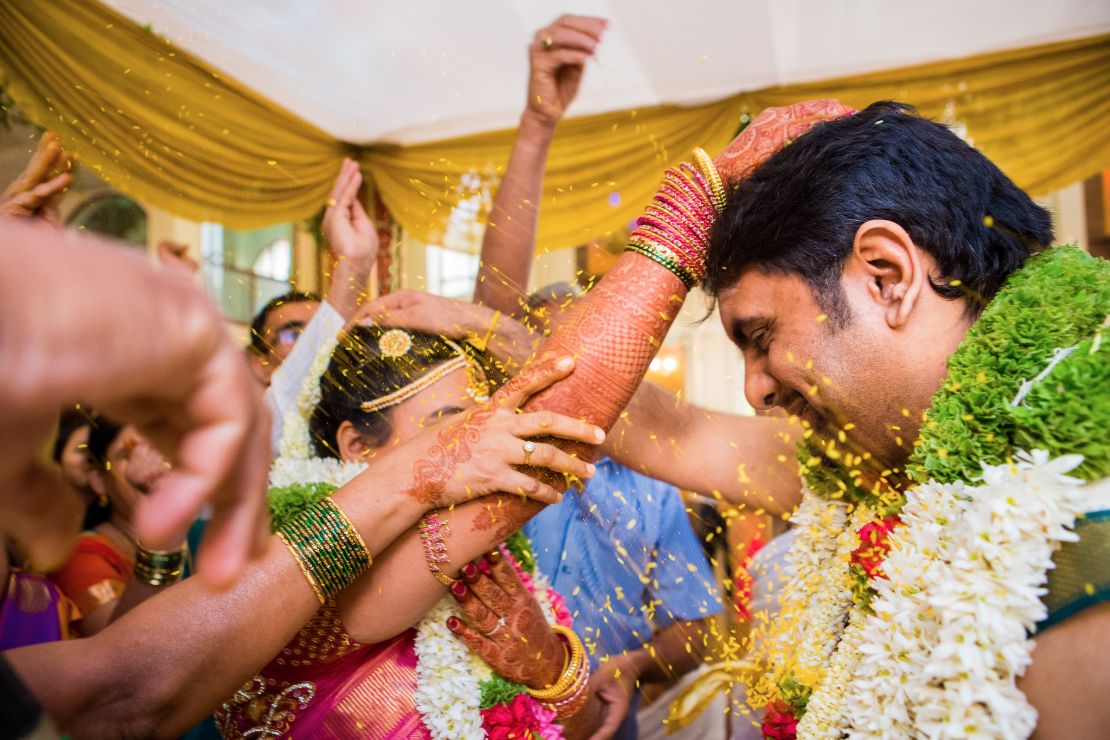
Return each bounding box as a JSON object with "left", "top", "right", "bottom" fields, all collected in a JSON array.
[
  {"left": 691, "top": 147, "right": 727, "bottom": 214},
  {"left": 526, "top": 624, "right": 586, "bottom": 701},
  {"left": 277, "top": 498, "right": 372, "bottom": 605},
  {"left": 133, "top": 543, "right": 187, "bottom": 586},
  {"left": 277, "top": 529, "right": 327, "bottom": 604}
]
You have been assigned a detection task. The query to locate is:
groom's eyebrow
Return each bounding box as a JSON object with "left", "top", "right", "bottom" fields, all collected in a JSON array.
[{"left": 729, "top": 316, "right": 764, "bottom": 349}]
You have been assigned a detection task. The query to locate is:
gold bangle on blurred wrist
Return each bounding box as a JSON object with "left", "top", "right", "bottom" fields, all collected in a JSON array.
[
  {"left": 133, "top": 543, "right": 187, "bottom": 586},
  {"left": 526, "top": 624, "right": 586, "bottom": 701}
]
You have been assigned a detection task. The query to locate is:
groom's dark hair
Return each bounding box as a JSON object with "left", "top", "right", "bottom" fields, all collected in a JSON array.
[{"left": 705, "top": 101, "right": 1053, "bottom": 324}]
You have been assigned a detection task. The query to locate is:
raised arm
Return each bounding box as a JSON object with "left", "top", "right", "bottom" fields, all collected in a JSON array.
[
  {"left": 0, "top": 131, "right": 73, "bottom": 222},
  {"left": 606, "top": 382, "right": 803, "bottom": 515},
  {"left": 319, "top": 157, "right": 379, "bottom": 320},
  {"left": 473, "top": 16, "right": 605, "bottom": 315}
]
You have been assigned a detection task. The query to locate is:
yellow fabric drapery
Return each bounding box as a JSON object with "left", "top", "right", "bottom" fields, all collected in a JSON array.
[
  {"left": 0, "top": 0, "right": 349, "bottom": 227},
  {"left": 1, "top": 0, "right": 1107, "bottom": 249}
]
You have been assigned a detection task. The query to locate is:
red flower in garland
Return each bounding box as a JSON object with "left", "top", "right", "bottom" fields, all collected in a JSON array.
[
  {"left": 761, "top": 700, "right": 798, "bottom": 739},
  {"left": 850, "top": 516, "right": 902, "bottom": 579},
  {"left": 481, "top": 693, "right": 551, "bottom": 740}
]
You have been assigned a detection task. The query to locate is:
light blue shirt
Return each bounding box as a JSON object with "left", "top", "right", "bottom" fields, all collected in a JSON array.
[{"left": 524, "top": 458, "right": 722, "bottom": 665}]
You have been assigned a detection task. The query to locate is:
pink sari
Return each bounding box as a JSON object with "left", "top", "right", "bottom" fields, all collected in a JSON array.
[{"left": 216, "top": 601, "right": 430, "bottom": 739}]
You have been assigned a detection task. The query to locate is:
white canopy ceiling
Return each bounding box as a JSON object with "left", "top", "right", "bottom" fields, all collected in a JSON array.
[{"left": 109, "top": 0, "right": 1110, "bottom": 145}]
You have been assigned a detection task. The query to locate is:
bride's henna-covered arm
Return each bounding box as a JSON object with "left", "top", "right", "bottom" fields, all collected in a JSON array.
[
  {"left": 341, "top": 259, "right": 694, "bottom": 643},
  {"left": 339, "top": 495, "right": 540, "bottom": 644}
]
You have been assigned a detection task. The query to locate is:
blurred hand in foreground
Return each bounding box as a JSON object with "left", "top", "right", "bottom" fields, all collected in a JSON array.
[
  {"left": 0, "top": 131, "right": 75, "bottom": 222},
  {"left": 0, "top": 218, "right": 270, "bottom": 585}
]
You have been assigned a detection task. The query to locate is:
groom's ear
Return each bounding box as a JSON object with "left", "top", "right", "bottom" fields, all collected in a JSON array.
[{"left": 843, "top": 220, "right": 926, "bottom": 330}]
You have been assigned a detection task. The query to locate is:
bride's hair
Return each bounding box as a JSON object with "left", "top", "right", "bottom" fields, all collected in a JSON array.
[{"left": 308, "top": 324, "right": 504, "bottom": 458}]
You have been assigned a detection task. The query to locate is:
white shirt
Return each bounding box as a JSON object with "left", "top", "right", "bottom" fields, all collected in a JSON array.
[{"left": 264, "top": 300, "right": 345, "bottom": 455}]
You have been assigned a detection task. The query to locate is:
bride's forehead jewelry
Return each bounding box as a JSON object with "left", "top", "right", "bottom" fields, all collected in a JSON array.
[
  {"left": 378, "top": 328, "right": 413, "bottom": 359},
  {"left": 359, "top": 335, "right": 491, "bottom": 413}
]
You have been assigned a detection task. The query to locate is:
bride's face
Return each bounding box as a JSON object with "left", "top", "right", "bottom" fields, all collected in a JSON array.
[{"left": 384, "top": 367, "right": 476, "bottom": 446}]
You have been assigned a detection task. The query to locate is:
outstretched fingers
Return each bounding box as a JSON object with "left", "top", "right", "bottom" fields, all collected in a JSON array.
[
  {"left": 510, "top": 439, "right": 595, "bottom": 484},
  {"left": 495, "top": 354, "right": 575, "bottom": 409},
  {"left": 512, "top": 409, "right": 604, "bottom": 445}
]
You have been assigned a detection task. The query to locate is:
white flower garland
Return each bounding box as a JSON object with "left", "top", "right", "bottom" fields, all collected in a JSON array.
[
  {"left": 745, "top": 492, "right": 848, "bottom": 705},
  {"left": 413, "top": 596, "right": 486, "bottom": 739},
  {"left": 268, "top": 456, "right": 367, "bottom": 490},
  {"left": 278, "top": 330, "right": 342, "bottom": 459},
  {"left": 774, "top": 451, "right": 1091, "bottom": 739},
  {"left": 843, "top": 451, "right": 1088, "bottom": 738}
]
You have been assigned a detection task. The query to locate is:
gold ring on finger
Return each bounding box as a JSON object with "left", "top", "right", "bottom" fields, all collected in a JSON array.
[
  {"left": 522, "top": 439, "right": 537, "bottom": 465},
  {"left": 542, "top": 36, "right": 554, "bottom": 51},
  {"left": 326, "top": 198, "right": 337, "bottom": 207}
]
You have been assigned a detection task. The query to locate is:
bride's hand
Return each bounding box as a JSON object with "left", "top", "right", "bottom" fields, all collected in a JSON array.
[
  {"left": 713, "top": 99, "right": 855, "bottom": 186},
  {"left": 447, "top": 547, "right": 567, "bottom": 688},
  {"left": 392, "top": 355, "right": 605, "bottom": 509}
]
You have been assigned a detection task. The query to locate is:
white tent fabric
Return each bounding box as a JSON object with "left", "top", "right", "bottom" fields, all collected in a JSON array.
[{"left": 109, "top": 0, "right": 1110, "bottom": 145}]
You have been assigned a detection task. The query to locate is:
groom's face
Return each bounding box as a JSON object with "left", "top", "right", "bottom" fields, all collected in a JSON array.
[{"left": 717, "top": 267, "right": 926, "bottom": 469}]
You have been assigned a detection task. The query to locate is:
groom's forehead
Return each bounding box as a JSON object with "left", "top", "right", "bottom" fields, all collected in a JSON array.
[{"left": 718, "top": 268, "right": 810, "bottom": 315}]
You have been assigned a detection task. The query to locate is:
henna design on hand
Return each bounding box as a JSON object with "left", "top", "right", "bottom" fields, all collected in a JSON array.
[
  {"left": 404, "top": 406, "right": 495, "bottom": 506},
  {"left": 714, "top": 99, "right": 855, "bottom": 185},
  {"left": 451, "top": 554, "right": 565, "bottom": 687}
]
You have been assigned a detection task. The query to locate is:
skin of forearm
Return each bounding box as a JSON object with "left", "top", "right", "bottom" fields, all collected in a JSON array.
[
  {"left": 605, "top": 382, "right": 802, "bottom": 515},
  {"left": 106, "top": 578, "right": 168, "bottom": 629},
  {"left": 5, "top": 472, "right": 425, "bottom": 738},
  {"left": 562, "top": 693, "right": 601, "bottom": 740},
  {"left": 621, "top": 619, "right": 709, "bottom": 686},
  {"left": 325, "top": 252, "right": 374, "bottom": 320},
  {"left": 339, "top": 493, "right": 543, "bottom": 644},
  {"left": 484, "top": 314, "right": 541, "bottom": 373},
  {"left": 473, "top": 112, "right": 555, "bottom": 317}
]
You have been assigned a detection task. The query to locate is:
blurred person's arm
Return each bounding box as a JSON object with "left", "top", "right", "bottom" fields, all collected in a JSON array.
[
  {"left": 359, "top": 290, "right": 539, "bottom": 374},
  {"left": 267, "top": 159, "right": 378, "bottom": 449},
  {"left": 4, "top": 359, "right": 601, "bottom": 738},
  {"left": 0, "top": 218, "right": 270, "bottom": 585},
  {"left": 606, "top": 382, "right": 803, "bottom": 515},
  {"left": 590, "top": 618, "right": 712, "bottom": 739},
  {"left": 317, "top": 158, "right": 378, "bottom": 321},
  {"left": 473, "top": 16, "right": 605, "bottom": 316}
]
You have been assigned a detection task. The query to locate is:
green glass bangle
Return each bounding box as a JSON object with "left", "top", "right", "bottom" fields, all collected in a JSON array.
[
  {"left": 278, "top": 498, "right": 372, "bottom": 604},
  {"left": 626, "top": 241, "right": 698, "bottom": 289}
]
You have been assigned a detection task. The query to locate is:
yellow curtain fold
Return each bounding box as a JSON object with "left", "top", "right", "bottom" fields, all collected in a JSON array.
[
  {"left": 0, "top": 0, "right": 348, "bottom": 229},
  {"left": 361, "top": 96, "right": 743, "bottom": 252},
  {"left": 1, "top": 0, "right": 1106, "bottom": 248},
  {"left": 735, "top": 33, "right": 1110, "bottom": 198}
]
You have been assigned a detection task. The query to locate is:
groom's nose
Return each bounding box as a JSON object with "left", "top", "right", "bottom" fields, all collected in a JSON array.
[{"left": 743, "top": 355, "right": 781, "bottom": 411}]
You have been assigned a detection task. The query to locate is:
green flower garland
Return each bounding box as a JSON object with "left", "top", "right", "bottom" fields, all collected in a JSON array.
[
  {"left": 909, "top": 244, "right": 1110, "bottom": 486},
  {"left": 269, "top": 482, "right": 337, "bottom": 531},
  {"left": 800, "top": 245, "right": 1110, "bottom": 503}
]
